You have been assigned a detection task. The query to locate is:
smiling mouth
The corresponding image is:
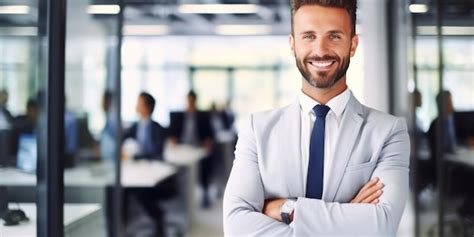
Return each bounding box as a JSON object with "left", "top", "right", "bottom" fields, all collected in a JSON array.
[{"left": 308, "top": 60, "right": 336, "bottom": 71}]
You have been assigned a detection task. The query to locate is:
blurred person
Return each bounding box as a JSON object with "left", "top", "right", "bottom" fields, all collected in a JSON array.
[
  {"left": 64, "top": 99, "right": 78, "bottom": 167},
  {"left": 13, "top": 99, "right": 38, "bottom": 134},
  {"left": 100, "top": 91, "right": 117, "bottom": 160},
  {"left": 412, "top": 89, "right": 426, "bottom": 148},
  {"left": 208, "top": 102, "right": 234, "bottom": 196},
  {"left": 427, "top": 90, "right": 457, "bottom": 154},
  {"left": 1, "top": 98, "right": 36, "bottom": 163},
  {"left": 411, "top": 89, "right": 433, "bottom": 192},
  {"left": 420, "top": 91, "right": 457, "bottom": 191},
  {"left": 222, "top": 100, "right": 235, "bottom": 132},
  {"left": 0, "top": 89, "right": 13, "bottom": 127},
  {"left": 168, "top": 90, "right": 214, "bottom": 208},
  {"left": 210, "top": 102, "right": 225, "bottom": 135},
  {"left": 122, "top": 92, "right": 168, "bottom": 236},
  {"left": 123, "top": 92, "right": 166, "bottom": 160},
  {"left": 223, "top": 0, "right": 410, "bottom": 236}
]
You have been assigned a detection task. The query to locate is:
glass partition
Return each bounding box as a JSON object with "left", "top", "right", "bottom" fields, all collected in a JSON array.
[
  {"left": 411, "top": 0, "right": 474, "bottom": 236},
  {"left": 63, "top": 0, "right": 121, "bottom": 236},
  {"left": 0, "top": 0, "right": 43, "bottom": 235}
]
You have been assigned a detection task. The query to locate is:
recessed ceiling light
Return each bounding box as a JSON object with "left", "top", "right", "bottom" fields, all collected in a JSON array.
[
  {"left": 87, "top": 5, "right": 120, "bottom": 14},
  {"left": 0, "top": 5, "right": 30, "bottom": 14},
  {"left": 409, "top": 4, "right": 428, "bottom": 13}
]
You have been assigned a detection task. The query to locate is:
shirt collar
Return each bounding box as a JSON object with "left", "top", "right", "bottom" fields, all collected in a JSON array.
[
  {"left": 298, "top": 88, "right": 351, "bottom": 118},
  {"left": 139, "top": 117, "right": 151, "bottom": 126}
]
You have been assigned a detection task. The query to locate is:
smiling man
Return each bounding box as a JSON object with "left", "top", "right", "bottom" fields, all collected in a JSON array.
[{"left": 223, "top": 0, "right": 410, "bottom": 236}]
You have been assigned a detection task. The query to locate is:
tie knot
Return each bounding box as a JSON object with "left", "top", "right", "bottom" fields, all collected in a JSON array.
[{"left": 313, "top": 104, "right": 330, "bottom": 118}]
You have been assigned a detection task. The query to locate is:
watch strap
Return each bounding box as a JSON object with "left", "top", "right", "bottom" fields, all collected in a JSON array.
[
  {"left": 281, "top": 198, "right": 296, "bottom": 224},
  {"left": 282, "top": 212, "right": 291, "bottom": 224}
]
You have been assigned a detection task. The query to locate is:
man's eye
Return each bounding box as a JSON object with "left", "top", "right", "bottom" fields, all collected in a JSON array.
[
  {"left": 329, "top": 34, "right": 341, "bottom": 40},
  {"left": 303, "top": 35, "right": 315, "bottom": 40}
]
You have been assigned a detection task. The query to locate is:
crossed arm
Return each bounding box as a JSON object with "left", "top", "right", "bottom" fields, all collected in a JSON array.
[
  {"left": 223, "top": 117, "right": 410, "bottom": 236},
  {"left": 262, "top": 177, "right": 384, "bottom": 223}
]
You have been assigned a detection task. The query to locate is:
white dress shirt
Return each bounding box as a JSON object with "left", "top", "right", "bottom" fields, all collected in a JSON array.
[
  {"left": 137, "top": 118, "right": 151, "bottom": 152},
  {"left": 299, "top": 88, "right": 351, "bottom": 195}
]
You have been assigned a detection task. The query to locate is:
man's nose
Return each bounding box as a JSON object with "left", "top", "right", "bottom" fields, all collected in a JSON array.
[{"left": 313, "top": 38, "right": 330, "bottom": 57}]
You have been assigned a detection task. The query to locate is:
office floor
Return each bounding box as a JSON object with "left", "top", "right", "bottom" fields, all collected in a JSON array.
[{"left": 187, "top": 198, "right": 223, "bottom": 237}]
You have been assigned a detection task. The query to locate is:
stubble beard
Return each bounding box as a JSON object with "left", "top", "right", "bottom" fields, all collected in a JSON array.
[{"left": 295, "top": 51, "right": 351, "bottom": 89}]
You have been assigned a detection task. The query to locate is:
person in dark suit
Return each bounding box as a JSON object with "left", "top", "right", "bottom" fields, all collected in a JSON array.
[
  {"left": 122, "top": 92, "right": 168, "bottom": 236},
  {"left": 168, "top": 90, "right": 215, "bottom": 208},
  {"left": 427, "top": 90, "right": 457, "bottom": 155},
  {"left": 100, "top": 91, "right": 117, "bottom": 160},
  {"left": 0, "top": 90, "right": 13, "bottom": 126},
  {"left": 123, "top": 92, "right": 166, "bottom": 160},
  {"left": 13, "top": 99, "right": 38, "bottom": 134},
  {"left": 420, "top": 90, "right": 457, "bottom": 190},
  {"left": 222, "top": 100, "right": 235, "bottom": 131}
]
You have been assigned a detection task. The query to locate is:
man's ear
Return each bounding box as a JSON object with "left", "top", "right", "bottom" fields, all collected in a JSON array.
[
  {"left": 289, "top": 34, "right": 295, "bottom": 57},
  {"left": 350, "top": 34, "right": 359, "bottom": 57}
]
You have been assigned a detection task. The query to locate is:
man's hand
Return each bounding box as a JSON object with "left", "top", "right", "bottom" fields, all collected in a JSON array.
[
  {"left": 262, "top": 178, "right": 384, "bottom": 223},
  {"left": 169, "top": 137, "right": 178, "bottom": 146},
  {"left": 263, "top": 198, "right": 285, "bottom": 222},
  {"left": 351, "top": 177, "right": 384, "bottom": 204}
]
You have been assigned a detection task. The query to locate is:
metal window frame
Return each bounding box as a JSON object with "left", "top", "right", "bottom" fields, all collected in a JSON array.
[{"left": 36, "top": 0, "right": 67, "bottom": 236}]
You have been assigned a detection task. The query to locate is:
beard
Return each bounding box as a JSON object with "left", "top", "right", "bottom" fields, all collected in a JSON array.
[{"left": 295, "top": 51, "right": 351, "bottom": 89}]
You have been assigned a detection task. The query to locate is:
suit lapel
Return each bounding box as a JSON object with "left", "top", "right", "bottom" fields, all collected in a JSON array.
[
  {"left": 323, "top": 93, "right": 365, "bottom": 201},
  {"left": 280, "top": 100, "right": 306, "bottom": 196}
]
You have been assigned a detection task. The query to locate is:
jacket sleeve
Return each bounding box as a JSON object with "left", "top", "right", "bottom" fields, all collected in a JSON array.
[
  {"left": 223, "top": 115, "right": 293, "bottom": 236},
  {"left": 293, "top": 118, "right": 410, "bottom": 236},
  {"left": 122, "top": 123, "right": 136, "bottom": 141}
]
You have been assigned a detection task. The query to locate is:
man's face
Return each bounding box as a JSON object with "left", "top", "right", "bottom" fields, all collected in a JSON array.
[
  {"left": 0, "top": 92, "right": 7, "bottom": 106},
  {"left": 290, "top": 5, "right": 358, "bottom": 89},
  {"left": 187, "top": 96, "right": 196, "bottom": 109},
  {"left": 135, "top": 96, "right": 150, "bottom": 118},
  {"left": 102, "top": 96, "right": 111, "bottom": 112}
]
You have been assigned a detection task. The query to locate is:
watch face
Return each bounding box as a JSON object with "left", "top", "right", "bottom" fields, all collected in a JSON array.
[{"left": 281, "top": 200, "right": 295, "bottom": 213}]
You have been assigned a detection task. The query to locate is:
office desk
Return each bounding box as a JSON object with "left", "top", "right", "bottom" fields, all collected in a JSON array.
[
  {"left": 163, "top": 144, "right": 207, "bottom": 229},
  {"left": 445, "top": 147, "right": 474, "bottom": 168},
  {"left": 0, "top": 161, "right": 177, "bottom": 188},
  {"left": 0, "top": 203, "right": 102, "bottom": 237}
]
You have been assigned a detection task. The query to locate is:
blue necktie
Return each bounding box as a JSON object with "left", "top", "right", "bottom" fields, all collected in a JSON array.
[{"left": 306, "top": 104, "right": 330, "bottom": 199}]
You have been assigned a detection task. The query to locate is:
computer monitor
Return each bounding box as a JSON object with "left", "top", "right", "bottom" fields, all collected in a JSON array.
[{"left": 16, "top": 134, "right": 37, "bottom": 173}]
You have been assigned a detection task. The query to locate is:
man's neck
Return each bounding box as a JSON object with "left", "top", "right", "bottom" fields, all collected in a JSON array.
[
  {"left": 301, "top": 77, "right": 348, "bottom": 105},
  {"left": 140, "top": 115, "right": 151, "bottom": 122}
]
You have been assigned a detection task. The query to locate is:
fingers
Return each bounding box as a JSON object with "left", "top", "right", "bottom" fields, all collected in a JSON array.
[
  {"left": 358, "top": 182, "right": 384, "bottom": 202},
  {"left": 370, "top": 199, "right": 379, "bottom": 204},
  {"left": 358, "top": 177, "right": 379, "bottom": 194},
  {"left": 362, "top": 188, "right": 383, "bottom": 203},
  {"left": 351, "top": 177, "right": 379, "bottom": 203},
  {"left": 351, "top": 177, "right": 384, "bottom": 204}
]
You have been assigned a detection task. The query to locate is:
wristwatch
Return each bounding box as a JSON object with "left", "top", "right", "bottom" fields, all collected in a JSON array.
[{"left": 280, "top": 198, "right": 296, "bottom": 224}]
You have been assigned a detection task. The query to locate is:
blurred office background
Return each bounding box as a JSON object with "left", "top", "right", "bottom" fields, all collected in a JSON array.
[{"left": 0, "top": 0, "right": 472, "bottom": 236}]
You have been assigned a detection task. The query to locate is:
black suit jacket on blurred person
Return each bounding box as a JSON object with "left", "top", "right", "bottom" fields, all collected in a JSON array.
[
  {"left": 168, "top": 111, "right": 214, "bottom": 144},
  {"left": 123, "top": 120, "right": 166, "bottom": 160}
]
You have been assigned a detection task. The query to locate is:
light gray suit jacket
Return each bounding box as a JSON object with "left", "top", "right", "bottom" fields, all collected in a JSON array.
[{"left": 223, "top": 93, "right": 410, "bottom": 236}]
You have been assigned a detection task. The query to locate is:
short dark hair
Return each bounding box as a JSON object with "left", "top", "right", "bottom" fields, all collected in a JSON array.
[
  {"left": 290, "top": 0, "right": 357, "bottom": 36},
  {"left": 139, "top": 92, "right": 156, "bottom": 114},
  {"left": 26, "top": 98, "right": 37, "bottom": 109},
  {"left": 187, "top": 90, "right": 197, "bottom": 100},
  {"left": 436, "top": 90, "right": 452, "bottom": 108},
  {"left": 103, "top": 90, "right": 113, "bottom": 102}
]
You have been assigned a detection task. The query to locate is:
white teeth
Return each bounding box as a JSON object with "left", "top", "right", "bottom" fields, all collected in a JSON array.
[{"left": 310, "top": 61, "right": 333, "bottom": 68}]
